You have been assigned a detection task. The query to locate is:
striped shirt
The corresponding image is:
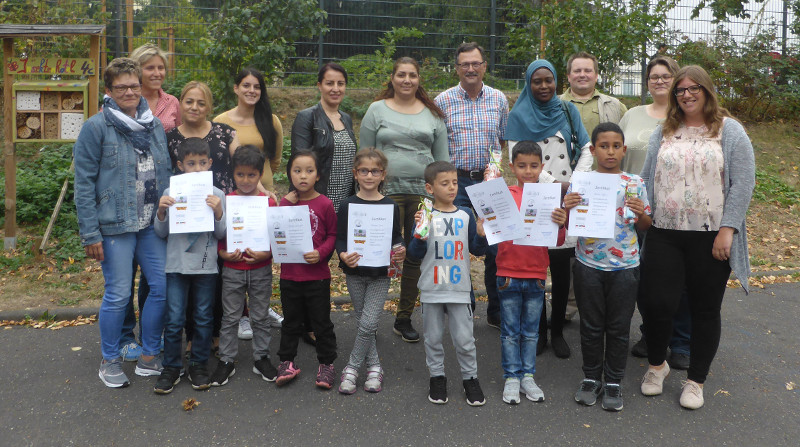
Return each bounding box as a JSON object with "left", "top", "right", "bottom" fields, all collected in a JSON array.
[{"left": 434, "top": 83, "right": 508, "bottom": 171}]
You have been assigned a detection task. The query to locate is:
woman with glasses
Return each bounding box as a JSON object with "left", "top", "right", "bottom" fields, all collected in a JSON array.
[
  {"left": 74, "top": 58, "right": 172, "bottom": 388},
  {"left": 638, "top": 65, "right": 755, "bottom": 409},
  {"left": 291, "top": 63, "right": 358, "bottom": 212},
  {"left": 360, "top": 57, "right": 449, "bottom": 343}
]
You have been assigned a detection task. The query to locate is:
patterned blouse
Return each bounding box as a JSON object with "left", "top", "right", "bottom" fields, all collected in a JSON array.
[
  {"left": 166, "top": 123, "right": 237, "bottom": 194},
  {"left": 327, "top": 129, "right": 357, "bottom": 211},
  {"left": 653, "top": 123, "right": 725, "bottom": 231}
]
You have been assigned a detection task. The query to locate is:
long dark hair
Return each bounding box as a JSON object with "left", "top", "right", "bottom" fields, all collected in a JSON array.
[
  {"left": 375, "top": 57, "right": 445, "bottom": 119},
  {"left": 235, "top": 67, "right": 277, "bottom": 161}
]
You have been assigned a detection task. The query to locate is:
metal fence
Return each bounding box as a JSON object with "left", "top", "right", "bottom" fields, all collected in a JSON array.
[{"left": 22, "top": 0, "right": 799, "bottom": 96}]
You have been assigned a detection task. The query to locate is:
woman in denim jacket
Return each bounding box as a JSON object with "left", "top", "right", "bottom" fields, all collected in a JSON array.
[{"left": 73, "top": 58, "right": 172, "bottom": 388}]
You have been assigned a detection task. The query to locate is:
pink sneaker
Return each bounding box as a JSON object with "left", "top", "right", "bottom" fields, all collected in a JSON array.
[
  {"left": 276, "top": 361, "right": 300, "bottom": 386},
  {"left": 315, "top": 364, "right": 335, "bottom": 389}
]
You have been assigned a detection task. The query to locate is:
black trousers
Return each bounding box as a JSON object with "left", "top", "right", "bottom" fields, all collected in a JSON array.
[
  {"left": 540, "top": 247, "right": 573, "bottom": 337},
  {"left": 278, "top": 278, "right": 337, "bottom": 365}
]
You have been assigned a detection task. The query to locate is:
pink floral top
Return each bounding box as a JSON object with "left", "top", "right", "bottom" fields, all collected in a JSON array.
[
  {"left": 653, "top": 122, "right": 725, "bottom": 231},
  {"left": 153, "top": 89, "right": 181, "bottom": 132}
]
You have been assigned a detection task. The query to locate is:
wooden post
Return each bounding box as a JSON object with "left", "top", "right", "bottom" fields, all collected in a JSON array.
[
  {"left": 3, "top": 37, "right": 17, "bottom": 249},
  {"left": 167, "top": 27, "right": 175, "bottom": 74},
  {"left": 126, "top": 0, "right": 134, "bottom": 54},
  {"left": 101, "top": 0, "right": 107, "bottom": 73},
  {"left": 89, "top": 35, "right": 100, "bottom": 115}
]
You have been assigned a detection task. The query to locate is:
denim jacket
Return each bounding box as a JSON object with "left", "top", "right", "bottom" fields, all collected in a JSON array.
[{"left": 73, "top": 111, "right": 172, "bottom": 246}]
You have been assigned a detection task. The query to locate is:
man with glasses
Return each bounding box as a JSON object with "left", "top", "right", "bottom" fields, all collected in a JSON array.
[
  {"left": 435, "top": 42, "right": 508, "bottom": 329},
  {"left": 560, "top": 52, "right": 627, "bottom": 136}
]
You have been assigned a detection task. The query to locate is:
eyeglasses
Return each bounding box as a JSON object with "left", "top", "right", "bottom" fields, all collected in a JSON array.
[
  {"left": 648, "top": 74, "right": 673, "bottom": 83},
  {"left": 456, "top": 61, "right": 485, "bottom": 70},
  {"left": 356, "top": 168, "right": 384, "bottom": 177},
  {"left": 674, "top": 84, "right": 702, "bottom": 96},
  {"left": 111, "top": 83, "right": 142, "bottom": 93}
]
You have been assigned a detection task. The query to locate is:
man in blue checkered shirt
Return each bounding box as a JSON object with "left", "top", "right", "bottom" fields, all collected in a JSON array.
[{"left": 434, "top": 42, "right": 509, "bottom": 329}]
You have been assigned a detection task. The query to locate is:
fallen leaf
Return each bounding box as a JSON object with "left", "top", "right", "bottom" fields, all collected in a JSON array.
[
  {"left": 71, "top": 346, "right": 82, "bottom": 351},
  {"left": 182, "top": 398, "right": 200, "bottom": 411},
  {"left": 583, "top": 424, "right": 591, "bottom": 428},
  {"left": 787, "top": 382, "right": 796, "bottom": 391},
  {"left": 714, "top": 389, "right": 730, "bottom": 396}
]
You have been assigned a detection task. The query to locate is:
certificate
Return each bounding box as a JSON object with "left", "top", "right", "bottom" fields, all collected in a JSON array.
[
  {"left": 225, "top": 195, "right": 270, "bottom": 252},
  {"left": 347, "top": 204, "right": 393, "bottom": 267},
  {"left": 567, "top": 171, "right": 619, "bottom": 239},
  {"left": 267, "top": 205, "right": 314, "bottom": 264},
  {"left": 515, "top": 182, "right": 562, "bottom": 247},
  {"left": 465, "top": 178, "right": 525, "bottom": 245},
  {"left": 169, "top": 171, "right": 214, "bottom": 234}
]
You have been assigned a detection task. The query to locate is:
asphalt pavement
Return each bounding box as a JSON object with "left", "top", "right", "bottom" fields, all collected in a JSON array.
[{"left": 1, "top": 283, "right": 799, "bottom": 446}]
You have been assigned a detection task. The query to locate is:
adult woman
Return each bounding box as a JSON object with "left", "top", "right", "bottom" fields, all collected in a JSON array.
[
  {"left": 620, "top": 56, "right": 691, "bottom": 369},
  {"left": 505, "top": 59, "right": 592, "bottom": 359},
  {"left": 639, "top": 65, "right": 754, "bottom": 409},
  {"left": 214, "top": 68, "right": 283, "bottom": 192},
  {"left": 74, "top": 58, "right": 171, "bottom": 388},
  {"left": 360, "top": 57, "right": 449, "bottom": 343},
  {"left": 291, "top": 62, "right": 357, "bottom": 211}
]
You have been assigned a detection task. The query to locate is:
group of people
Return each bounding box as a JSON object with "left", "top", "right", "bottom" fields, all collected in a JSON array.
[{"left": 73, "top": 42, "right": 754, "bottom": 411}]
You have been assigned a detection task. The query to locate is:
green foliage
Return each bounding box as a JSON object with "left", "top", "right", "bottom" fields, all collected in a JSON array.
[
  {"left": 753, "top": 170, "right": 800, "bottom": 207},
  {"left": 202, "top": 0, "right": 327, "bottom": 111},
  {"left": 273, "top": 136, "right": 292, "bottom": 183},
  {"left": 284, "top": 59, "right": 319, "bottom": 87},
  {"left": 339, "top": 96, "right": 370, "bottom": 120},
  {"left": 507, "top": 0, "right": 676, "bottom": 89},
  {"left": 130, "top": 0, "right": 209, "bottom": 73}
]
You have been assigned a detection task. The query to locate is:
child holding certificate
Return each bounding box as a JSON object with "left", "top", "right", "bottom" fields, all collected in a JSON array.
[
  {"left": 211, "top": 145, "right": 279, "bottom": 387},
  {"left": 563, "top": 123, "right": 652, "bottom": 411},
  {"left": 335, "top": 148, "right": 405, "bottom": 394},
  {"left": 495, "top": 141, "right": 567, "bottom": 405},
  {"left": 276, "top": 150, "right": 339, "bottom": 389},
  {"left": 408, "top": 161, "right": 488, "bottom": 406},
  {"left": 153, "top": 138, "right": 226, "bottom": 394}
]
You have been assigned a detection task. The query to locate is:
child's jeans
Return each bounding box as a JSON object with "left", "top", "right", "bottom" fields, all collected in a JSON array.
[
  {"left": 278, "top": 279, "right": 337, "bottom": 365},
  {"left": 496, "top": 276, "right": 545, "bottom": 379},
  {"left": 573, "top": 261, "right": 639, "bottom": 383},
  {"left": 345, "top": 275, "right": 390, "bottom": 370},
  {"left": 163, "top": 273, "right": 216, "bottom": 368},
  {"left": 422, "top": 302, "right": 478, "bottom": 380},
  {"left": 218, "top": 266, "right": 274, "bottom": 363}
]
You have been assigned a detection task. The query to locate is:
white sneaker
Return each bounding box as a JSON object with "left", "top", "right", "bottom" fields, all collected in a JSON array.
[
  {"left": 521, "top": 374, "right": 545, "bottom": 402},
  {"left": 268, "top": 308, "right": 284, "bottom": 328},
  {"left": 680, "top": 380, "right": 704, "bottom": 409},
  {"left": 238, "top": 316, "right": 253, "bottom": 340},
  {"left": 641, "top": 362, "right": 670, "bottom": 396},
  {"left": 502, "top": 377, "right": 520, "bottom": 404}
]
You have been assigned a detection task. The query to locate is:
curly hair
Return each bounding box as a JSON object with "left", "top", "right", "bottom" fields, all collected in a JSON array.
[
  {"left": 374, "top": 57, "right": 445, "bottom": 119},
  {"left": 663, "top": 65, "right": 732, "bottom": 138}
]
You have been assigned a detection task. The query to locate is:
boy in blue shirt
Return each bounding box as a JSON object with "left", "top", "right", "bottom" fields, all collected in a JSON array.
[
  {"left": 409, "top": 161, "right": 488, "bottom": 406},
  {"left": 563, "top": 122, "right": 651, "bottom": 411},
  {"left": 153, "top": 138, "right": 226, "bottom": 393}
]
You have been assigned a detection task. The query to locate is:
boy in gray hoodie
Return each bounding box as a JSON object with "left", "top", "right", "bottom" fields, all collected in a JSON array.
[
  {"left": 408, "top": 161, "right": 488, "bottom": 406},
  {"left": 153, "top": 138, "right": 226, "bottom": 393}
]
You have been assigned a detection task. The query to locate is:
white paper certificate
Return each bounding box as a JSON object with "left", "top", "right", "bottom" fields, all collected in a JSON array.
[
  {"left": 169, "top": 171, "right": 214, "bottom": 234},
  {"left": 267, "top": 205, "right": 314, "bottom": 264},
  {"left": 567, "top": 171, "right": 619, "bottom": 239},
  {"left": 225, "top": 195, "right": 270, "bottom": 252},
  {"left": 465, "top": 178, "right": 525, "bottom": 245},
  {"left": 515, "top": 182, "right": 562, "bottom": 247},
  {"left": 347, "top": 204, "right": 393, "bottom": 267}
]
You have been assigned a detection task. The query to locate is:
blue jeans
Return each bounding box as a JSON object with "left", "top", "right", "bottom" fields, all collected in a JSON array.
[
  {"left": 497, "top": 276, "right": 545, "bottom": 378},
  {"left": 455, "top": 175, "right": 499, "bottom": 319},
  {"left": 98, "top": 226, "right": 166, "bottom": 360},
  {"left": 164, "top": 273, "right": 216, "bottom": 368}
]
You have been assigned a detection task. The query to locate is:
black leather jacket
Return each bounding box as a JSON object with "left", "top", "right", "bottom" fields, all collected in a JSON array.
[{"left": 290, "top": 102, "right": 357, "bottom": 195}]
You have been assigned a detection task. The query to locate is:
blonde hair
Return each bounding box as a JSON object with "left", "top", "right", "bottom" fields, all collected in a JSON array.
[
  {"left": 663, "top": 65, "right": 732, "bottom": 138},
  {"left": 130, "top": 43, "right": 168, "bottom": 70},
  {"left": 180, "top": 81, "right": 214, "bottom": 117}
]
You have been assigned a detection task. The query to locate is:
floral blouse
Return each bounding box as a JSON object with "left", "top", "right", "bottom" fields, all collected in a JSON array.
[
  {"left": 653, "top": 123, "right": 725, "bottom": 231},
  {"left": 166, "top": 122, "right": 237, "bottom": 194}
]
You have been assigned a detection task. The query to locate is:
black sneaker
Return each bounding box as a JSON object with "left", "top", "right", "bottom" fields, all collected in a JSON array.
[
  {"left": 428, "top": 376, "right": 448, "bottom": 404},
  {"left": 574, "top": 378, "right": 602, "bottom": 406},
  {"left": 188, "top": 363, "right": 211, "bottom": 390},
  {"left": 253, "top": 355, "right": 278, "bottom": 382},
  {"left": 154, "top": 366, "right": 181, "bottom": 394},
  {"left": 601, "top": 383, "right": 624, "bottom": 411},
  {"left": 631, "top": 337, "right": 648, "bottom": 358},
  {"left": 487, "top": 315, "right": 501, "bottom": 329},
  {"left": 393, "top": 319, "right": 420, "bottom": 343},
  {"left": 210, "top": 361, "right": 236, "bottom": 386},
  {"left": 463, "top": 378, "right": 486, "bottom": 406}
]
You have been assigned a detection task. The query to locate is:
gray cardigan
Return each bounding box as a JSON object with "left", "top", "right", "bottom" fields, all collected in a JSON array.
[{"left": 641, "top": 119, "right": 755, "bottom": 293}]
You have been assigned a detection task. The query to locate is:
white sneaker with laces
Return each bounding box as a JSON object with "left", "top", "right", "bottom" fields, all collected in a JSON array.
[
  {"left": 680, "top": 380, "right": 704, "bottom": 409},
  {"left": 238, "top": 316, "right": 253, "bottom": 340},
  {"left": 268, "top": 308, "right": 284, "bottom": 328},
  {"left": 641, "top": 362, "right": 670, "bottom": 396}
]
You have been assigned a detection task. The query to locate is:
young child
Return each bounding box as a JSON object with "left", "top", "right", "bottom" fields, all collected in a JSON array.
[
  {"left": 211, "top": 145, "right": 279, "bottom": 387},
  {"left": 563, "top": 122, "right": 652, "bottom": 411},
  {"left": 495, "top": 141, "right": 567, "bottom": 405},
  {"left": 335, "top": 148, "right": 405, "bottom": 394},
  {"left": 153, "top": 138, "right": 226, "bottom": 393},
  {"left": 408, "top": 161, "right": 488, "bottom": 406},
  {"left": 276, "top": 149, "right": 339, "bottom": 389}
]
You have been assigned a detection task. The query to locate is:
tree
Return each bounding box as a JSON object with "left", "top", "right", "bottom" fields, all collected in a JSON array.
[
  {"left": 506, "top": 0, "right": 676, "bottom": 90},
  {"left": 202, "top": 0, "right": 327, "bottom": 109}
]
